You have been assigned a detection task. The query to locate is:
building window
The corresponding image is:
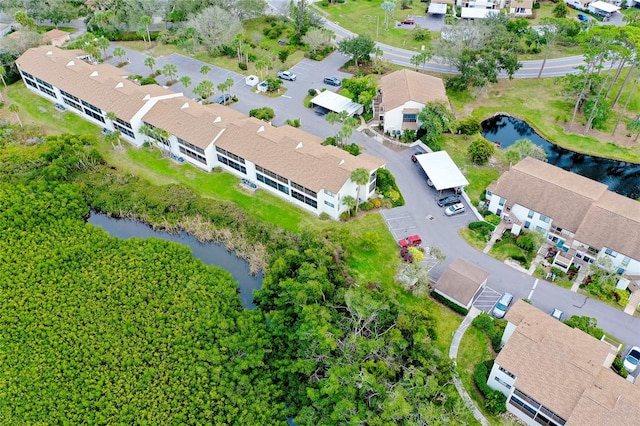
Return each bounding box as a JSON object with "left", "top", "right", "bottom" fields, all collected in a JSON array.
[
  {"left": 535, "top": 226, "right": 545, "bottom": 234},
  {"left": 113, "top": 123, "right": 135, "bottom": 138},
  {"left": 486, "top": 190, "right": 492, "bottom": 197},
  {"left": 291, "top": 181, "right": 317, "bottom": 198},
  {"left": 60, "top": 90, "right": 80, "bottom": 103},
  {"left": 257, "top": 173, "right": 288, "bottom": 194},
  {"left": 35, "top": 77, "right": 53, "bottom": 89},
  {"left": 21, "top": 71, "right": 35, "bottom": 80},
  {"left": 402, "top": 113, "right": 417, "bottom": 123},
  {"left": 84, "top": 108, "right": 105, "bottom": 123},
  {"left": 179, "top": 146, "right": 207, "bottom": 165},
  {"left": 292, "top": 190, "right": 317, "bottom": 209},
  {"left": 215, "top": 146, "right": 245, "bottom": 164},
  {"left": 324, "top": 189, "right": 335, "bottom": 198},
  {"left": 540, "top": 214, "right": 551, "bottom": 223},
  {"left": 498, "top": 366, "right": 515, "bottom": 379},
  {"left": 324, "top": 200, "right": 335, "bottom": 208},
  {"left": 499, "top": 198, "right": 505, "bottom": 207},
  {"left": 115, "top": 117, "right": 132, "bottom": 130},
  {"left": 81, "top": 99, "right": 101, "bottom": 114},
  {"left": 524, "top": 221, "right": 531, "bottom": 229},
  {"left": 527, "top": 210, "right": 534, "bottom": 219},
  {"left": 38, "top": 85, "right": 56, "bottom": 98},
  {"left": 178, "top": 137, "right": 205, "bottom": 155},
  {"left": 63, "top": 97, "right": 82, "bottom": 111},
  {"left": 494, "top": 377, "right": 511, "bottom": 389},
  {"left": 622, "top": 256, "right": 631, "bottom": 266},
  {"left": 256, "top": 164, "right": 288, "bottom": 185},
  {"left": 604, "top": 248, "right": 618, "bottom": 258},
  {"left": 217, "top": 154, "right": 244, "bottom": 173},
  {"left": 24, "top": 78, "right": 38, "bottom": 89}
]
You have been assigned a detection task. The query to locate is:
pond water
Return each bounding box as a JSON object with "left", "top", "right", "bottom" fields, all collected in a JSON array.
[
  {"left": 89, "top": 212, "right": 263, "bottom": 309},
  {"left": 481, "top": 115, "right": 640, "bottom": 200}
]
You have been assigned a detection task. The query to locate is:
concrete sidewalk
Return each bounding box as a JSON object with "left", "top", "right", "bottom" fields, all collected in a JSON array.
[{"left": 449, "top": 307, "right": 489, "bottom": 426}]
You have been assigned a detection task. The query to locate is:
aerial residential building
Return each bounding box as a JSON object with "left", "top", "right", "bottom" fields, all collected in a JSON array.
[
  {"left": 16, "top": 46, "right": 386, "bottom": 220},
  {"left": 488, "top": 301, "right": 640, "bottom": 426},
  {"left": 375, "top": 69, "right": 449, "bottom": 134},
  {"left": 486, "top": 157, "right": 640, "bottom": 275}
]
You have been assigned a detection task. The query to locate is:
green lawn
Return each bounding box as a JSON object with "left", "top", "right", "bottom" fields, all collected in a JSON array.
[
  {"left": 458, "top": 228, "right": 489, "bottom": 252},
  {"left": 456, "top": 326, "right": 502, "bottom": 425},
  {"left": 316, "top": 0, "right": 432, "bottom": 52}
]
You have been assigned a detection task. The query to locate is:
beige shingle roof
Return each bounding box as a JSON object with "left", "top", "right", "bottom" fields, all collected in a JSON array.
[
  {"left": 16, "top": 46, "right": 176, "bottom": 121},
  {"left": 568, "top": 368, "right": 640, "bottom": 426},
  {"left": 574, "top": 191, "right": 640, "bottom": 261},
  {"left": 142, "top": 97, "right": 247, "bottom": 149},
  {"left": 434, "top": 258, "right": 489, "bottom": 307},
  {"left": 499, "top": 301, "right": 612, "bottom": 420},
  {"left": 487, "top": 157, "right": 608, "bottom": 231},
  {"left": 215, "top": 119, "right": 386, "bottom": 193},
  {"left": 378, "top": 69, "right": 448, "bottom": 112}
]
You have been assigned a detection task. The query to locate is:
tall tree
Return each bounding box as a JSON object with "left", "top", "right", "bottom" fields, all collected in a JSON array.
[
  {"left": 350, "top": 168, "right": 370, "bottom": 214},
  {"left": 381, "top": 0, "right": 396, "bottom": 31},
  {"left": 224, "top": 77, "right": 234, "bottom": 98},
  {"left": 96, "top": 36, "right": 110, "bottom": 61},
  {"left": 301, "top": 28, "right": 333, "bottom": 54},
  {"left": 338, "top": 35, "right": 376, "bottom": 67},
  {"left": 140, "top": 15, "right": 152, "bottom": 46},
  {"left": 187, "top": 6, "right": 242, "bottom": 55},
  {"left": 112, "top": 46, "right": 127, "bottom": 64},
  {"left": 193, "top": 79, "right": 215, "bottom": 102},
  {"left": 537, "top": 18, "right": 577, "bottom": 79},
  {"left": 162, "top": 63, "right": 178, "bottom": 82},
  {"left": 410, "top": 50, "right": 431, "bottom": 72},
  {"left": 144, "top": 56, "right": 156, "bottom": 74},
  {"left": 626, "top": 118, "right": 640, "bottom": 144}
]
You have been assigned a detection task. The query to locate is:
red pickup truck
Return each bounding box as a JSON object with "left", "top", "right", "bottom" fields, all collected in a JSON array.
[{"left": 398, "top": 234, "right": 422, "bottom": 248}]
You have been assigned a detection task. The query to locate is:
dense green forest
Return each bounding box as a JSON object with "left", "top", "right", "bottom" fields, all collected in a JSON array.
[{"left": 0, "top": 132, "right": 472, "bottom": 424}]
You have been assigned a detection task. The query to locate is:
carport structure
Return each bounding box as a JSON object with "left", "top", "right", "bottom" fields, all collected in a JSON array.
[
  {"left": 310, "top": 90, "right": 363, "bottom": 117},
  {"left": 415, "top": 151, "right": 469, "bottom": 192},
  {"left": 588, "top": 0, "right": 620, "bottom": 16},
  {"left": 427, "top": 3, "right": 447, "bottom": 14}
]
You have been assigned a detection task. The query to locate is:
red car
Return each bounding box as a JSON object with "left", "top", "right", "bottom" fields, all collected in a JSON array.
[
  {"left": 398, "top": 234, "right": 422, "bottom": 248},
  {"left": 401, "top": 18, "right": 415, "bottom": 25}
]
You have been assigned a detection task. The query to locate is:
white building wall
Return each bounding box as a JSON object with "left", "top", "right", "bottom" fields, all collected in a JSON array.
[
  {"left": 597, "top": 248, "right": 640, "bottom": 275},
  {"left": 510, "top": 204, "right": 552, "bottom": 235},
  {"left": 487, "top": 362, "right": 516, "bottom": 395},
  {"left": 382, "top": 100, "right": 424, "bottom": 133}
]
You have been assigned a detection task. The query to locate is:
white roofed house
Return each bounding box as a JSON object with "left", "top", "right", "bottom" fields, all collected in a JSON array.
[
  {"left": 375, "top": 69, "right": 450, "bottom": 135},
  {"left": 15, "top": 46, "right": 388, "bottom": 220},
  {"left": 485, "top": 157, "right": 640, "bottom": 275}
]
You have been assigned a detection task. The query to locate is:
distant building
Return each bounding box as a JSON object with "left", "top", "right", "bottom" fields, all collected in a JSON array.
[
  {"left": 43, "top": 29, "right": 70, "bottom": 47},
  {"left": 16, "top": 46, "right": 386, "bottom": 220}
]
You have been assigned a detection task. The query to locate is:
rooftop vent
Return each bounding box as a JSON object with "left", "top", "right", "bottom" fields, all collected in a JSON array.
[
  {"left": 46, "top": 51, "right": 53, "bottom": 56},
  {"left": 143, "top": 94, "right": 151, "bottom": 101},
  {"left": 214, "top": 116, "right": 222, "bottom": 123},
  {"left": 339, "top": 159, "right": 345, "bottom": 166},
  {"left": 90, "top": 71, "right": 98, "bottom": 77},
  {"left": 181, "top": 102, "right": 189, "bottom": 109},
  {"left": 295, "top": 142, "right": 303, "bottom": 150},
  {"left": 66, "top": 60, "right": 75, "bottom": 67},
  {"left": 115, "top": 82, "right": 124, "bottom": 89},
  {"left": 257, "top": 126, "right": 264, "bottom": 133}
]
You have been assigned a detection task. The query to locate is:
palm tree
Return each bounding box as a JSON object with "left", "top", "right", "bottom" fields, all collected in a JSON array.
[
  {"left": 9, "top": 104, "right": 22, "bottom": 127},
  {"left": 179, "top": 75, "right": 192, "bottom": 89},
  {"left": 337, "top": 116, "right": 358, "bottom": 145},
  {"left": 144, "top": 57, "right": 156, "bottom": 75},
  {"left": 627, "top": 118, "right": 640, "bottom": 144},
  {"left": 162, "top": 63, "right": 178, "bottom": 84},
  {"left": 106, "top": 111, "right": 117, "bottom": 128},
  {"left": 193, "top": 79, "right": 215, "bottom": 102},
  {"left": 342, "top": 195, "right": 356, "bottom": 217},
  {"left": 140, "top": 15, "right": 152, "bottom": 47},
  {"left": 200, "top": 65, "right": 211, "bottom": 76},
  {"left": 224, "top": 77, "right": 234, "bottom": 98},
  {"left": 350, "top": 168, "right": 370, "bottom": 214},
  {"left": 217, "top": 82, "right": 228, "bottom": 102},
  {"left": 113, "top": 46, "right": 127, "bottom": 65},
  {"left": 96, "top": 36, "right": 110, "bottom": 60}
]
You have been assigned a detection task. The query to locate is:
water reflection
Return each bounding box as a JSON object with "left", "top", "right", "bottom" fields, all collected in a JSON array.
[{"left": 481, "top": 115, "right": 640, "bottom": 200}]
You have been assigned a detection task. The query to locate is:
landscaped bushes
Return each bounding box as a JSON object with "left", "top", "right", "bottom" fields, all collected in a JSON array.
[
  {"left": 612, "top": 356, "right": 629, "bottom": 378},
  {"left": 376, "top": 168, "right": 405, "bottom": 207},
  {"left": 468, "top": 221, "right": 495, "bottom": 241},
  {"left": 472, "top": 313, "right": 506, "bottom": 352},
  {"left": 430, "top": 290, "right": 469, "bottom": 315},
  {"left": 474, "top": 360, "right": 507, "bottom": 414},
  {"left": 249, "top": 107, "right": 275, "bottom": 121}
]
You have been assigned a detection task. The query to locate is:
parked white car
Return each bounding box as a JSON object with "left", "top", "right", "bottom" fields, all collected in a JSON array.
[
  {"left": 492, "top": 292, "right": 513, "bottom": 318},
  {"left": 444, "top": 203, "right": 465, "bottom": 216},
  {"left": 624, "top": 346, "right": 640, "bottom": 373}
]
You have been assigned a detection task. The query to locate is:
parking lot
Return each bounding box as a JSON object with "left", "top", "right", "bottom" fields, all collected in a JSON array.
[
  {"left": 381, "top": 208, "right": 419, "bottom": 242},
  {"left": 472, "top": 286, "right": 502, "bottom": 313}
]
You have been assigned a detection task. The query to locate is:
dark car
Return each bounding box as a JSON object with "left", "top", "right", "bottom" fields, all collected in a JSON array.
[
  {"left": 577, "top": 13, "right": 589, "bottom": 22},
  {"left": 323, "top": 76, "right": 342, "bottom": 87},
  {"left": 214, "top": 94, "right": 232, "bottom": 105},
  {"left": 436, "top": 194, "right": 461, "bottom": 207},
  {"left": 411, "top": 150, "right": 425, "bottom": 163}
]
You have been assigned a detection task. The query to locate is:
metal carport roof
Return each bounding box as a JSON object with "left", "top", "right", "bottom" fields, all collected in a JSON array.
[
  {"left": 416, "top": 151, "right": 469, "bottom": 190},
  {"left": 428, "top": 3, "right": 447, "bottom": 14},
  {"left": 310, "top": 90, "right": 364, "bottom": 117}
]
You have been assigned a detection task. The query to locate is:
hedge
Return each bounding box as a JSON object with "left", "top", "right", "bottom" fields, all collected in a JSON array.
[
  {"left": 474, "top": 360, "right": 507, "bottom": 414},
  {"left": 430, "top": 290, "right": 469, "bottom": 316},
  {"left": 472, "top": 313, "right": 506, "bottom": 352}
]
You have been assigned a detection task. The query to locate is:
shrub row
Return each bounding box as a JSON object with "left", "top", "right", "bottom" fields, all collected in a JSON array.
[
  {"left": 376, "top": 168, "right": 405, "bottom": 207},
  {"left": 430, "top": 291, "right": 469, "bottom": 316},
  {"left": 472, "top": 313, "right": 506, "bottom": 352},
  {"left": 474, "top": 360, "right": 507, "bottom": 415}
]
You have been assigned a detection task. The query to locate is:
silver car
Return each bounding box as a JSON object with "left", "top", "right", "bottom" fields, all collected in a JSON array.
[{"left": 492, "top": 292, "right": 513, "bottom": 318}]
